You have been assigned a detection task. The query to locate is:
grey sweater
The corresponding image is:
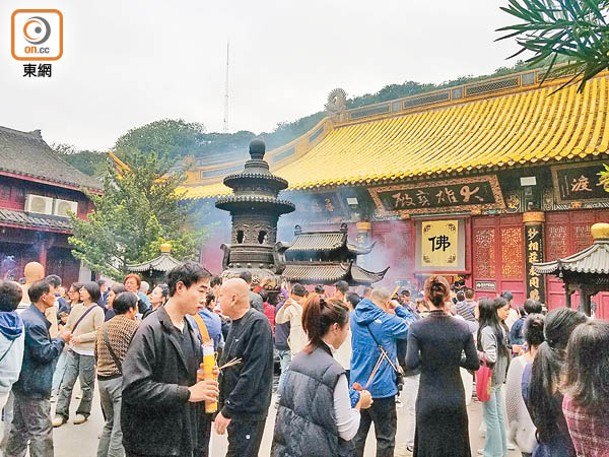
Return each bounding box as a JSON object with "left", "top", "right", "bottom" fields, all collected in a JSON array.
[{"left": 479, "top": 326, "right": 509, "bottom": 386}]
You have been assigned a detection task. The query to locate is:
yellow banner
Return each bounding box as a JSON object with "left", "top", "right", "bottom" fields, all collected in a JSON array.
[{"left": 421, "top": 220, "right": 459, "bottom": 267}]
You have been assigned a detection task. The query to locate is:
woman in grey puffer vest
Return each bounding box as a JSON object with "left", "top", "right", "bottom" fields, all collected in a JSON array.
[{"left": 271, "top": 294, "right": 372, "bottom": 457}]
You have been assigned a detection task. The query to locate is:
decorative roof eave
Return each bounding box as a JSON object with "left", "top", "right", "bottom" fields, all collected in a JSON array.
[
  {"left": 286, "top": 232, "right": 347, "bottom": 252},
  {"left": 281, "top": 262, "right": 350, "bottom": 283},
  {"left": 280, "top": 261, "right": 388, "bottom": 285},
  {"left": 347, "top": 242, "right": 376, "bottom": 255},
  {"left": 534, "top": 241, "right": 609, "bottom": 275},
  {"left": 127, "top": 253, "right": 182, "bottom": 273},
  {"left": 350, "top": 264, "right": 389, "bottom": 285},
  {"left": 0, "top": 170, "right": 102, "bottom": 194},
  {"left": 0, "top": 208, "right": 73, "bottom": 233}
]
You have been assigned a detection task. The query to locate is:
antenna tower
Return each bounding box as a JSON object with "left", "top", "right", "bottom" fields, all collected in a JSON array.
[{"left": 223, "top": 40, "right": 230, "bottom": 133}]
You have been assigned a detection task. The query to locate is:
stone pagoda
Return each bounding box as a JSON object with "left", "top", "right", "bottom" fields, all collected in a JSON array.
[{"left": 215, "top": 139, "right": 295, "bottom": 287}]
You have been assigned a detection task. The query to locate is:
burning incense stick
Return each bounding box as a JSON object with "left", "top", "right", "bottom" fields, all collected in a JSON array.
[{"left": 218, "top": 357, "right": 242, "bottom": 371}]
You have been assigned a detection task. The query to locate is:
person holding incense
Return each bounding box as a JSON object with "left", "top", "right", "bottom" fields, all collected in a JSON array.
[
  {"left": 121, "top": 262, "right": 219, "bottom": 457},
  {"left": 405, "top": 275, "right": 479, "bottom": 457},
  {"left": 215, "top": 278, "right": 274, "bottom": 457},
  {"left": 271, "top": 294, "right": 372, "bottom": 456}
]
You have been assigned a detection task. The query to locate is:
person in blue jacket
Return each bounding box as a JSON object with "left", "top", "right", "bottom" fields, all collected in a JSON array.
[{"left": 350, "top": 287, "right": 409, "bottom": 457}]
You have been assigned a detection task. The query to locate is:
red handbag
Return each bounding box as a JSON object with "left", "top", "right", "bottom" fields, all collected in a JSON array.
[{"left": 476, "top": 354, "right": 492, "bottom": 402}]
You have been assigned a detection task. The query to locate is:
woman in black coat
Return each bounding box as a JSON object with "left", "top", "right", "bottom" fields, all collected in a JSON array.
[{"left": 405, "top": 275, "right": 479, "bottom": 457}]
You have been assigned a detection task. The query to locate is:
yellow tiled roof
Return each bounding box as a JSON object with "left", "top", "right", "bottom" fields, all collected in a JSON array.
[{"left": 181, "top": 75, "right": 609, "bottom": 200}]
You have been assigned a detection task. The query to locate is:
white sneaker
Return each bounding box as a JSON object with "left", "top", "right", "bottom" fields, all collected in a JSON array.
[
  {"left": 73, "top": 414, "right": 87, "bottom": 425},
  {"left": 52, "top": 416, "right": 65, "bottom": 427},
  {"left": 507, "top": 441, "right": 516, "bottom": 451}
]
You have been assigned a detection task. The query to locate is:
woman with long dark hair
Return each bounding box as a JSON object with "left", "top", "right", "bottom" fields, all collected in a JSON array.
[
  {"left": 523, "top": 307, "right": 587, "bottom": 457},
  {"left": 477, "top": 297, "right": 511, "bottom": 457},
  {"left": 271, "top": 294, "right": 372, "bottom": 457},
  {"left": 506, "top": 314, "right": 545, "bottom": 457},
  {"left": 561, "top": 320, "right": 609, "bottom": 457},
  {"left": 405, "top": 275, "right": 479, "bottom": 457}
]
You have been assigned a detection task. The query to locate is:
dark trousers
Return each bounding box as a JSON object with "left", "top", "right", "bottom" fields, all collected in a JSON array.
[
  {"left": 4, "top": 392, "right": 54, "bottom": 457},
  {"left": 193, "top": 413, "right": 212, "bottom": 457},
  {"left": 353, "top": 395, "right": 397, "bottom": 457},
  {"left": 226, "top": 418, "right": 266, "bottom": 457}
]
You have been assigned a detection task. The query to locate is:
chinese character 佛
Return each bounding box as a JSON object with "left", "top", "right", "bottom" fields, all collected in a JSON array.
[{"left": 428, "top": 235, "right": 451, "bottom": 252}]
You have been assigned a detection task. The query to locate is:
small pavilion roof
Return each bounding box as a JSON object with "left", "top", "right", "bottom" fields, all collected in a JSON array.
[
  {"left": 534, "top": 240, "right": 609, "bottom": 275},
  {"left": 127, "top": 251, "right": 182, "bottom": 274},
  {"left": 281, "top": 262, "right": 387, "bottom": 285},
  {"left": 284, "top": 227, "right": 375, "bottom": 255},
  {"left": 534, "top": 223, "right": 609, "bottom": 275}
]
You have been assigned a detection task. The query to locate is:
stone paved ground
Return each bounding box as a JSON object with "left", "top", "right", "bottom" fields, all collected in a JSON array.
[{"left": 49, "top": 388, "right": 521, "bottom": 457}]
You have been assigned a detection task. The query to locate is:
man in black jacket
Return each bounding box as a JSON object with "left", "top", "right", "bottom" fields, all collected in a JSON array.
[
  {"left": 121, "top": 262, "right": 219, "bottom": 457},
  {"left": 5, "top": 280, "right": 71, "bottom": 457},
  {"left": 215, "top": 278, "right": 273, "bottom": 457}
]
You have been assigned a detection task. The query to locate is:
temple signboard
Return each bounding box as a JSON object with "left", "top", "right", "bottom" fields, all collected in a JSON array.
[
  {"left": 552, "top": 161, "right": 609, "bottom": 203},
  {"left": 525, "top": 224, "right": 545, "bottom": 301},
  {"left": 415, "top": 219, "right": 466, "bottom": 272},
  {"left": 369, "top": 175, "right": 505, "bottom": 216}
]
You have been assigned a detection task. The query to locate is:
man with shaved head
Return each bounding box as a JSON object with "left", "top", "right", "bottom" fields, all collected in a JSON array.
[
  {"left": 215, "top": 278, "right": 273, "bottom": 457},
  {"left": 18, "top": 262, "right": 45, "bottom": 309}
]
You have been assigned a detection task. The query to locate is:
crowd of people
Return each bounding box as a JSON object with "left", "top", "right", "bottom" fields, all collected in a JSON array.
[{"left": 0, "top": 261, "right": 607, "bottom": 457}]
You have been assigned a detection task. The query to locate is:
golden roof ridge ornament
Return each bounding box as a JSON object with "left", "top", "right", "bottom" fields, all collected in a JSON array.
[{"left": 325, "top": 88, "right": 347, "bottom": 118}]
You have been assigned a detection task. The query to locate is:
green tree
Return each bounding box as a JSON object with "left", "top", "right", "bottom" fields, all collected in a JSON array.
[
  {"left": 69, "top": 148, "right": 209, "bottom": 279},
  {"left": 52, "top": 143, "right": 107, "bottom": 177},
  {"left": 498, "top": 0, "right": 609, "bottom": 90},
  {"left": 115, "top": 119, "right": 207, "bottom": 161}
]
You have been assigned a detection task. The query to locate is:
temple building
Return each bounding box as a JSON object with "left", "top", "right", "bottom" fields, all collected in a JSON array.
[
  {"left": 0, "top": 126, "right": 100, "bottom": 284},
  {"left": 181, "top": 69, "right": 609, "bottom": 319}
]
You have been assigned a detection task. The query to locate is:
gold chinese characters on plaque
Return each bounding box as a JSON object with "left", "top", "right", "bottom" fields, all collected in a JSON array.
[{"left": 421, "top": 220, "right": 459, "bottom": 267}]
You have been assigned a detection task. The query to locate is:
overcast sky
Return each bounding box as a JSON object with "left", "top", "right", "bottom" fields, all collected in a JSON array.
[{"left": 0, "top": 0, "right": 521, "bottom": 151}]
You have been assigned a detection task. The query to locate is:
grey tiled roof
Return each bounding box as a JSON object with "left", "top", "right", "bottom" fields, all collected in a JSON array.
[
  {"left": 281, "top": 262, "right": 388, "bottom": 285},
  {"left": 0, "top": 208, "right": 72, "bottom": 232},
  {"left": 534, "top": 240, "right": 609, "bottom": 275},
  {"left": 127, "top": 253, "right": 182, "bottom": 273},
  {"left": 287, "top": 232, "right": 346, "bottom": 251},
  {"left": 0, "top": 126, "right": 102, "bottom": 191}
]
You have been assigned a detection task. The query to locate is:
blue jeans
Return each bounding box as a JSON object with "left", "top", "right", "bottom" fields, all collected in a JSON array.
[
  {"left": 483, "top": 385, "right": 507, "bottom": 457},
  {"left": 276, "top": 349, "right": 291, "bottom": 397},
  {"left": 52, "top": 350, "right": 68, "bottom": 395}
]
